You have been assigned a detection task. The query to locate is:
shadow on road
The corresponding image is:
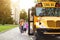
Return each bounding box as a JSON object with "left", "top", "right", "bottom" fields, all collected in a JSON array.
[{"left": 34, "top": 35, "right": 60, "bottom": 40}]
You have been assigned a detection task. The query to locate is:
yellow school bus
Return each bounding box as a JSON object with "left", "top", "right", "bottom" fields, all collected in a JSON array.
[{"left": 28, "top": 1, "right": 60, "bottom": 39}]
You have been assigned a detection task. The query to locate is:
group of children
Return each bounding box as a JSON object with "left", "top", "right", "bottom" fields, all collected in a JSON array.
[{"left": 19, "top": 19, "right": 28, "bottom": 33}]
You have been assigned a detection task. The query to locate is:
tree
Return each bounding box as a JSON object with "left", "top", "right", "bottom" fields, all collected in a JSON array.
[
  {"left": 0, "top": 0, "right": 13, "bottom": 25},
  {"left": 20, "top": 9, "right": 28, "bottom": 21}
]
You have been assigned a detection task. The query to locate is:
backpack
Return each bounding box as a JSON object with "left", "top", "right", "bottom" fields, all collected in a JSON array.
[{"left": 23, "top": 22, "right": 28, "bottom": 30}]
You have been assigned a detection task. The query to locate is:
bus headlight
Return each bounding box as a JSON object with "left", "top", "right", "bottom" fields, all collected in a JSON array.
[{"left": 35, "top": 22, "right": 46, "bottom": 28}]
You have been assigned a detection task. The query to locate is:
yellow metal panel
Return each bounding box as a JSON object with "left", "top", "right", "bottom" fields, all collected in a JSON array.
[
  {"left": 37, "top": 0, "right": 41, "bottom": 3},
  {"left": 37, "top": 0, "right": 49, "bottom": 3},
  {"left": 42, "top": 1, "right": 56, "bottom": 7},
  {"left": 34, "top": 16, "right": 60, "bottom": 29},
  {"left": 34, "top": 16, "right": 48, "bottom": 28}
]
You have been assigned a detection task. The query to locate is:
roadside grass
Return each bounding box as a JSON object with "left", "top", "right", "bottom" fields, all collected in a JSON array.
[{"left": 0, "top": 24, "right": 18, "bottom": 32}]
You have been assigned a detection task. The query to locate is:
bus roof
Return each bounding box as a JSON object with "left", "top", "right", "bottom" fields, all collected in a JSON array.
[{"left": 35, "top": 1, "right": 60, "bottom": 8}]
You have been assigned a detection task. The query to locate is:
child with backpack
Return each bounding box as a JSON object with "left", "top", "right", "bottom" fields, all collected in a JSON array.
[
  {"left": 19, "top": 19, "right": 25, "bottom": 33},
  {"left": 23, "top": 22, "right": 28, "bottom": 33}
]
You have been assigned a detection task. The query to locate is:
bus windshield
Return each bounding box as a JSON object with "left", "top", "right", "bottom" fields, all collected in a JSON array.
[{"left": 36, "top": 7, "right": 60, "bottom": 16}]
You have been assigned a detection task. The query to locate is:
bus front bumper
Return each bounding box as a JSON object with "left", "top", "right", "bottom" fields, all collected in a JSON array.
[{"left": 36, "top": 28, "right": 60, "bottom": 36}]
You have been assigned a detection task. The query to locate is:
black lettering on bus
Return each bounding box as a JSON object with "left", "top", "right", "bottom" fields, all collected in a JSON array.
[
  {"left": 44, "top": 3, "right": 50, "bottom": 6},
  {"left": 51, "top": 3, "right": 54, "bottom": 6}
]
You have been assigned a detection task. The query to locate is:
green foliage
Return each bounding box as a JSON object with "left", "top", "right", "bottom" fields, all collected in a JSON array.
[
  {"left": 0, "top": 0, "right": 13, "bottom": 24},
  {"left": 20, "top": 9, "right": 28, "bottom": 21}
]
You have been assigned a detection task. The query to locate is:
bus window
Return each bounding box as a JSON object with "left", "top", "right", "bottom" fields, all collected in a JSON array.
[{"left": 36, "top": 7, "right": 60, "bottom": 16}]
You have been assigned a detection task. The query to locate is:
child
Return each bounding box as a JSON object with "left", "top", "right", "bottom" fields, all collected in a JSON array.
[
  {"left": 19, "top": 19, "right": 25, "bottom": 33},
  {"left": 23, "top": 22, "right": 28, "bottom": 32}
]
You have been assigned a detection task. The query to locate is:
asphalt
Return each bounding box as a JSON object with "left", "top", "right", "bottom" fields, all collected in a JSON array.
[
  {"left": 0, "top": 27, "right": 60, "bottom": 40},
  {"left": 0, "top": 27, "right": 33, "bottom": 40}
]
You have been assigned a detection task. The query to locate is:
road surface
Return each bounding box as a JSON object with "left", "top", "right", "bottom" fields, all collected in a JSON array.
[
  {"left": 0, "top": 27, "right": 34, "bottom": 40},
  {"left": 0, "top": 27, "right": 60, "bottom": 40}
]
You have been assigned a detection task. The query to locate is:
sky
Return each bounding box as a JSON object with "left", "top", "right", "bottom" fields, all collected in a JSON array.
[
  {"left": 11, "top": 0, "right": 36, "bottom": 11},
  {"left": 19, "top": 0, "right": 36, "bottom": 11},
  {"left": 10, "top": 0, "right": 36, "bottom": 23}
]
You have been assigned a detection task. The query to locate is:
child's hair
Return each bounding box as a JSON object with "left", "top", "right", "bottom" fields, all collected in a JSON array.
[{"left": 19, "top": 19, "right": 25, "bottom": 22}]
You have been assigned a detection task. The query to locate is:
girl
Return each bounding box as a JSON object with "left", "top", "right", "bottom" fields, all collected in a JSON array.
[{"left": 19, "top": 19, "right": 25, "bottom": 33}]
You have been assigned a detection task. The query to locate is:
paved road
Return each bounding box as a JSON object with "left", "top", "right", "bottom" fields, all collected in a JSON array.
[
  {"left": 0, "top": 27, "right": 60, "bottom": 40},
  {"left": 0, "top": 27, "right": 33, "bottom": 40}
]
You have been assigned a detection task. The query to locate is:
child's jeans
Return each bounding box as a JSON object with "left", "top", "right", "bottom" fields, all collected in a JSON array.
[{"left": 19, "top": 26, "right": 23, "bottom": 33}]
